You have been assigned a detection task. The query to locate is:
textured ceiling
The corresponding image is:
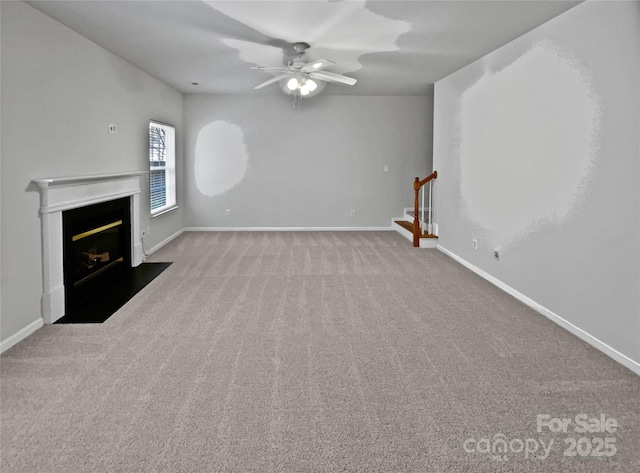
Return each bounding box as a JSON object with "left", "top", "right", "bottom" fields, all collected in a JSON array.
[{"left": 26, "top": 0, "right": 582, "bottom": 96}]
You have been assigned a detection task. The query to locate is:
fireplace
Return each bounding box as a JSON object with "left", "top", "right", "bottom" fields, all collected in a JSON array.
[
  {"left": 33, "top": 172, "right": 146, "bottom": 323},
  {"left": 63, "top": 197, "right": 131, "bottom": 314}
]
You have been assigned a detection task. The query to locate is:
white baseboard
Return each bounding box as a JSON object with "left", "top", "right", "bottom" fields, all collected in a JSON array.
[
  {"left": 182, "top": 226, "right": 394, "bottom": 232},
  {"left": 146, "top": 228, "right": 185, "bottom": 256},
  {"left": 0, "top": 317, "right": 43, "bottom": 354},
  {"left": 437, "top": 245, "right": 640, "bottom": 376}
]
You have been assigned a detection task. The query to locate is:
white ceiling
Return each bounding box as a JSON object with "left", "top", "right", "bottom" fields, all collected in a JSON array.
[{"left": 26, "top": 0, "right": 582, "bottom": 96}]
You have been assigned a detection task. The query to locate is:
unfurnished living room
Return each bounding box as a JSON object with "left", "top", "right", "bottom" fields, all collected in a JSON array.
[{"left": 1, "top": 1, "right": 639, "bottom": 472}]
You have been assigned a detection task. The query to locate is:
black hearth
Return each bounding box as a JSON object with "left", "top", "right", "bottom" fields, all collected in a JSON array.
[{"left": 59, "top": 197, "right": 171, "bottom": 324}]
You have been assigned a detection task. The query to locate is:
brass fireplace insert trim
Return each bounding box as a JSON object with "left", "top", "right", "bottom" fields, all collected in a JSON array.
[
  {"left": 73, "top": 257, "right": 125, "bottom": 287},
  {"left": 72, "top": 220, "right": 123, "bottom": 242}
]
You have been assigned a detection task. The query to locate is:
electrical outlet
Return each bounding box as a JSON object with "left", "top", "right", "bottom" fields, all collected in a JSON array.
[
  {"left": 494, "top": 249, "right": 500, "bottom": 261},
  {"left": 108, "top": 124, "right": 116, "bottom": 134},
  {"left": 226, "top": 209, "right": 231, "bottom": 216},
  {"left": 383, "top": 164, "right": 389, "bottom": 173},
  {"left": 350, "top": 209, "right": 356, "bottom": 217},
  {"left": 472, "top": 239, "right": 478, "bottom": 250}
]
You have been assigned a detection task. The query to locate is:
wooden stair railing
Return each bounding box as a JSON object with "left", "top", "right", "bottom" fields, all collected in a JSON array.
[{"left": 413, "top": 170, "right": 438, "bottom": 247}]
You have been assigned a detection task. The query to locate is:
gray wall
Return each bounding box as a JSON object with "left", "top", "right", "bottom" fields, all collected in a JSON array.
[
  {"left": 184, "top": 94, "right": 432, "bottom": 228},
  {"left": 433, "top": 1, "right": 639, "bottom": 364},
  {"left": 1, "top": 2, "right": 184, "bottom": 342}
]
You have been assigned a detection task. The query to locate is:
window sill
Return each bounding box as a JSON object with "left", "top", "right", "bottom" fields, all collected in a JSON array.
[{"left": 151, "top": 205, "right": 179, "bottom": 219}]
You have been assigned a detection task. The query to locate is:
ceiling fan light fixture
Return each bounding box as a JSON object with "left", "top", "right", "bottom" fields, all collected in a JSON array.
[
  {"left": 299, "top": 78, "right": 314, "bottom": 96},
  {"left": 281, "top": 75, "right": 323, "bottom": 98},
  {"left": 305, "top": 79, "right": 318, "bottom": 92},
  {"left": 286, "top": 77, "right": 299, "bottom": 90}
]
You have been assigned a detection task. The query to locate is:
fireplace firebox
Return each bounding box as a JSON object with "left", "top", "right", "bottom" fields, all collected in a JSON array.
[{"left": 62, "top": 197, "right": 131, "bottom": 314}]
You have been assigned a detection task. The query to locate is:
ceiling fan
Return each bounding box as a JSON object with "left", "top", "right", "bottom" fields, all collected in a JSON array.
[{"left": 252, "top": 42, "right": 357, "bottom": 98}]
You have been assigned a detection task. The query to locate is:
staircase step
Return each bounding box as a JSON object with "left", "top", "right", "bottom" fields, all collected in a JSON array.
[
  {"left": 392, "top": 220, "right": 438, "bottom": 248},
  {"left": 394, "top": 220, "right": 438, "bottom": 238}
]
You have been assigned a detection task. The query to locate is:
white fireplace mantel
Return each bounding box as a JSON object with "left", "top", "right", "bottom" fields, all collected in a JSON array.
[{"left": 33, "top": 172, "right": 147, "bottom": 323}]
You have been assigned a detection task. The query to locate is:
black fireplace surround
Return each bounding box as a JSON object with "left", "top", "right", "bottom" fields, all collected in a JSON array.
[{"left": 62, "top": 197, "right": 132, "bottom": 317}]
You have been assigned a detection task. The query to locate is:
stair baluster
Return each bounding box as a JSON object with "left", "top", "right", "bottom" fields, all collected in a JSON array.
[{"left": 413, "top": 170, "right": 437, "bottom": 247}]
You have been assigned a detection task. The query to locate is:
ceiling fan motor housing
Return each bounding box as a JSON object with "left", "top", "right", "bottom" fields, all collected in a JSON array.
[{"left": 292, "top": 42, "right": 311, "bottom": 55}]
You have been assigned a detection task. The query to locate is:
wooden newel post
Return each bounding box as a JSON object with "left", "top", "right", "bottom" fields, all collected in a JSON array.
[{"left": 413, "top": 177, "right": 420, "bottom": 247}]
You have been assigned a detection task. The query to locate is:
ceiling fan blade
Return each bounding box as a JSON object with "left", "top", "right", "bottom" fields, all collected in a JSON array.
[
  {"left": 253, "top": 73, "right": 291, "bottom": 90},
  {"left": 308, "top": 71, "right": 357, "bottom": 86},
  {"left": 251, "top": 66, "right": 291, "bottom": 71},
  {"left": 300, "top": 59, "right": 336, "bottom": 73}
]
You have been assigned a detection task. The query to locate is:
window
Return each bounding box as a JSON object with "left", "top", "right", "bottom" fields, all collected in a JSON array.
[{"left": 149, "top": 121, "right": 176, "bottom": 216}]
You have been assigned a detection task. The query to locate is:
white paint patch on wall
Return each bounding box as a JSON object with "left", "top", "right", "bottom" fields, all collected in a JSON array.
[
  {"left": 458, "top": 40, "right": 601, "bottom": 248},
  {"left": 207, "top": 0, "right": 410, "bottom": 74},
  {"left": 194, "top": 121, "right": 249, "bottom": 197}
]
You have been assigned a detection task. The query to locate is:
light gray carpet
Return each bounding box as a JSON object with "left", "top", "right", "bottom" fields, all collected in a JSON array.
[{"left": 2, "top": 231, "right": 639, "bottom": 472}]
